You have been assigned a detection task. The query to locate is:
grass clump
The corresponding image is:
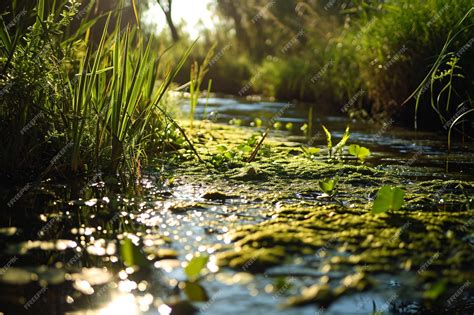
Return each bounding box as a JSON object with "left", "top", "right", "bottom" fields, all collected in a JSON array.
[
  {"left": 0, "top": 0, "right": 194, "bottom": 181},
  {"left": 250, "top": 0, "right": 474, "bottom": 129}
]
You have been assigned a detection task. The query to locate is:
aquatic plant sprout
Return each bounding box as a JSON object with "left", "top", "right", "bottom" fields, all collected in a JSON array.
[
  {"left": 321, "top": 125, "right": 350, "bottom": 159},
  {"left": 372, "top": 186, "right": 405, "bottom": 214},
  {"left": 319, "top": 177, "right": 338, "bottom": 196},
  {"left": 348, "top": 144, "right": 371, "bottom": 162}
]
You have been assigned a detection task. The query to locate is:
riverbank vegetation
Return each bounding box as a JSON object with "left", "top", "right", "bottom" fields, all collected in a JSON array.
[
  {"left": 167, "top": 0, "right": 474, "bottom": 128},
  {"left": 0, "top": 0, "right": 196, "bottom": 181}
]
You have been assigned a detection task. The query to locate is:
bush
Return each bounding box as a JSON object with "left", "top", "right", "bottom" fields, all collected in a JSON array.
[{"left": 248, "top": 0, "right": 474, "bottom": 128}]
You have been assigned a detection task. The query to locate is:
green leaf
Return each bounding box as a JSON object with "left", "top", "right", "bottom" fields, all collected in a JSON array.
[
  {"left": 131, "top": 0, "right": 141, "bottom": 29},
  {"left": 120, "top": 238, "right": 149, "bottom": 268},
  {"left": 334, "top": 126, "right": 350, "bottom": 156},
  {"left": 237, "top": 144, "right": 253, "bottom": 153},
  {"left": 223, "top": 151, "right": 234, "bottom": 160},
  {"left": 372, "top": 186, "right": 405, "bottom": 214},
  {"left": 230, "top": 118, "right": 242, "bottom": 126},
  {"left": 348, "top": 144, "right": 371, "bottom": 162},
  {"left": 0, "top": 16, "right": 12, "bottom": 54},
  {"left": 184, "top": 281, "right": 209, "bottom": 302},
  {"left": 319, "top": 178, "right": 337, "bottom": 195},
  {"left": 216, "top": 145, "right": 228, "bottom": 153},
  {"left": 246, "top": 135, "right": 258, "bottom": 146},
  {"left": 302, "top": 147, "right": 321, "bottom": 156},
  {"left": 254, "top": 118, "right": 262, "bottom": 128},
  {"left": 184, "top": 255, "right": 209, "bottom": 280},
  {"left": 300, "top": 123, "right": 308, "bottom": 135},
  {"left": 423, "top": 280, "right": 446, "bottom": 300}
]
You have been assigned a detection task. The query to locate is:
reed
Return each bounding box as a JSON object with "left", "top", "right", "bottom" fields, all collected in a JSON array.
[{"left": 0, "top": 0, "right": 196, "bottom": 180}]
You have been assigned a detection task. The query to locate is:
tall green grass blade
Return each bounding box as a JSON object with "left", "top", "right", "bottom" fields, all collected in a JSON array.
[
  {"left": 322, "top": 125, "right": 332, "bottom": 158},
  {"left": 0, "top": 17, "right": 12, "bottom": 54},
  {"left": 334, "top": 126, "right": 350, "bottom": 156},
  {"left": 204, "top": 79, "right": 213, "bottom": 120},
  {"left": 402, "top": 7, "right": 474, "bottom": 129},
  {"left": 131, "top": 0, "right": 141, "bottom": 29}
]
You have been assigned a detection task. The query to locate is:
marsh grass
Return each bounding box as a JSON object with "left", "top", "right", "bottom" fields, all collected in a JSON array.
[
  {"left": 0, "top": 0, "right": 83, "bottom": 175},
  {"left": 252, "top": 0, "right": 473, "bottom": 130},
  {"left": 400, "top": 7, "right": 474, "bottom": 128},
  {"left": 68, "top": 7, "right": 198, "bottom": 175},
  {"left": 0, "top": 0, "right": 196, "bottom": 181}
]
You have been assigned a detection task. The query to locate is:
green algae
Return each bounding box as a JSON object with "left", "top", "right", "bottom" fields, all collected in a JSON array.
[{"left": 173, "top": 122, "right": 474, "bottom": 306}]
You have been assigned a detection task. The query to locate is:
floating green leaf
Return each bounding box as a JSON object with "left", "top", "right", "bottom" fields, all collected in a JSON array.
[
  {"left": 237, "top": 144, "right": 253, "bottom": 153},
  {"left": 254, "top": 118, "right": 263, "bottom": 128},
  {"left": 223, "top": 151, "right": 234, "bottom": 160},
  {"left": 230, "top": 118, "right": 242, "bottom": 126},
  {"left": 348, "top": 144, "right": 371, "bottom": 162},
  {"left": 184, "top": 254, "right": 209, "bottom": 281},
  {"left": 371, "top": 186, "right": 405, "bottom": 214},
  {"left": 319, "top": 177, "right": 338, "bottom": 195},
  {"left": 216, "top": 145, "right": 228, "bottom": 153}
]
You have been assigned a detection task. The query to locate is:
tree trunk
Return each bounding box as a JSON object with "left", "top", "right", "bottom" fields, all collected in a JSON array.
[
  {"left": 157, "top": 0, "right": 180, "bottom": 42},
  {"left": 165, "top": 12, "right": 180, "bottom": 42}
]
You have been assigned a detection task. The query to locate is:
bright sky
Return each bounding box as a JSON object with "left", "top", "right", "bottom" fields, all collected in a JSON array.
[{"left": 143, "top": 0, "right": 215, "bottom": 39}]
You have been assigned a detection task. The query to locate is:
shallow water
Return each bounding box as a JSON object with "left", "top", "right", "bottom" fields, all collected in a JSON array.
[
  {"left": 185, "top": 97, "right": 474, "bottom": 178},
  {"left": 0, "top": 97, "right": 473, "bottom": 315}
]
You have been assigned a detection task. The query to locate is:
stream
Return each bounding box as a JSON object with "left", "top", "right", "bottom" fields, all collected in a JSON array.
[{"left": 0, "top": 97, "right": 473, "bottom": 315}]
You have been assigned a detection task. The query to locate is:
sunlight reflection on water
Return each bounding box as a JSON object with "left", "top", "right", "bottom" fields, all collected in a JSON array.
[{"left": 98, "top": 294, "right": 139, "bottom": 315}]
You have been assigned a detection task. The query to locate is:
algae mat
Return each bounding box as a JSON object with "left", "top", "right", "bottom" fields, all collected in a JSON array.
[{"left": 176, "top": 122, "right": 474, "bottom": 313}]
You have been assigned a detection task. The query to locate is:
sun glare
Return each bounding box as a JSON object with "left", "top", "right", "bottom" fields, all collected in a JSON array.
[{"left": 98, "top": 294, "right": 139, "bottom": 315}]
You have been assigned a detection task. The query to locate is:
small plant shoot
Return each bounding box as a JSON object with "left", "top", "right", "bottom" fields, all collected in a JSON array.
[
  {"left": 321, "top": 125, "right": 350, "bottom": 159},
  {"left": 322, "top": 125, "right": 333, "bottom": 158},
  {"left": 319, "top": 177, "right": 338, "bottom": 196},
  {"left": 348, "top": 144, "right": 371, "bottom": 162},
  {"left": 302, "top": 146, "right": 321, "bottom": 158},
  {"left": 372, "top": 186, "right": 405, "bottom": 214}
]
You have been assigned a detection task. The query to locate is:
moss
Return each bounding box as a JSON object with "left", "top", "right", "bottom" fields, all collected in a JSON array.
[
  {"left": 217, "top": 246, "right": 286, "bottom": 272},
  {"left": 173, "top": 121, "right": 474, "bottom": 305}
]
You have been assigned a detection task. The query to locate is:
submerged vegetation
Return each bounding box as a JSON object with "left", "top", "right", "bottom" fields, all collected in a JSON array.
[{"left": 0, "top": 0, "right": 473, "bottom": 314}]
